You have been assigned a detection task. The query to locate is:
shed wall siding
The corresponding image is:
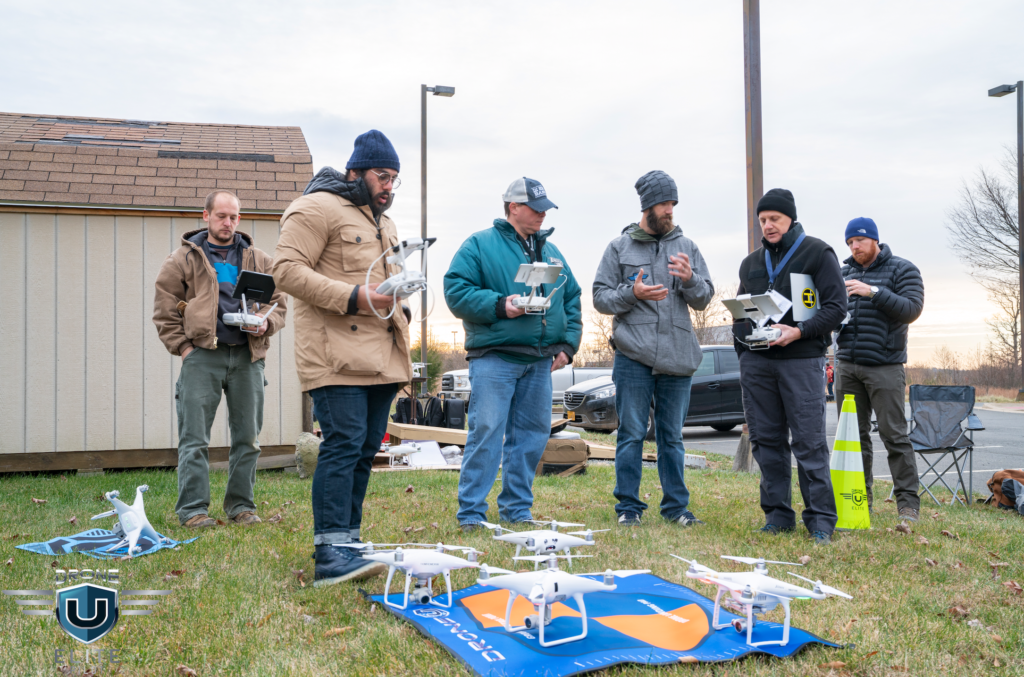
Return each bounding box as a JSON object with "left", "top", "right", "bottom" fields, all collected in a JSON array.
[{"left": 0, "top": 212, "right": 302, "bottom": 455}]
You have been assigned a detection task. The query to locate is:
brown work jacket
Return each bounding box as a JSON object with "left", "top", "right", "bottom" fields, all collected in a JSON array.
[
  {"left": 152, "top": 229, "right": 288, "bottom": 361},
  {"left": 273, "top": 191, "right": 412, "bottom": 391}
]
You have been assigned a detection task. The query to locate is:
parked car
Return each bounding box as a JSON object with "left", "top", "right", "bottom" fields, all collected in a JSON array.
[
  {"left": 439, "top": 364, "right": 611, "bottom": 411},
  {"left": 562, "top": 346, "right": 744, "bottom": 439}
]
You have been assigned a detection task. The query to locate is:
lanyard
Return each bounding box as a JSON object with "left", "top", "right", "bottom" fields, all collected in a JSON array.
[{"left": 765, "top": 232, "right": 805, "bottom": 288}]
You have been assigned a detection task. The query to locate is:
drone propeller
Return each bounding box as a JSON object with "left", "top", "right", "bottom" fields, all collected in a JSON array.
[
  {"left": 527, "top": 519, "right": 585, "bottom": 528},
  {"left": 480, "top": 521, "right": 514, "bottom": 533},
  {"left": 577, "top": 568, "right": 651, "bottom": 578},
  {"left": 476, "top": 564, "right": 515, "bottom": 580},
  {"left": 788, "top": 572, "right": 853, "bottom": 599},
  {"left": 670, "top": 554, "right": 716, "bottom": 574},
  {"left": 513, "top": 554, "right": 592, "bottom": 563},
  {"left": 566, "top": 529, "right": 612, "bottom": 536},
  {"left": 334, "top": 542, "right": 404, "bottom": 550},
  {"left": 722, "top": 555, "right": 805, "bottom": 567}
]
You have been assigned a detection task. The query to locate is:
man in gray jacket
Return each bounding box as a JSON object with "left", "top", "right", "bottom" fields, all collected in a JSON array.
[{"left": 593, "top": 171, "right": 714, "bottom": 527}]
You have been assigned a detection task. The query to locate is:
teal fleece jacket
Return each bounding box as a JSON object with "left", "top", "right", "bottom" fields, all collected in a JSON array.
[{"left": 443, "top": 219, "right": 583, "bottom": 361}]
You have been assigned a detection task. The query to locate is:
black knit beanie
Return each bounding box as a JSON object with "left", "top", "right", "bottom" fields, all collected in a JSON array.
[{"left": 756, "top": 188, "right": 797, "bottom": 222}]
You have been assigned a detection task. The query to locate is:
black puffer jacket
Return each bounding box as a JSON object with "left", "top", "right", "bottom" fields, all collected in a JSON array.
[{"left": 836, "top": 244, "right": 923, "bottom": 366}]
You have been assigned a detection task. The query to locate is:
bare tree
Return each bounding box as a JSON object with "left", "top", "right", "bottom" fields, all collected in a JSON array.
[{"left": 691, "top": 282, "right": 736, "bottom": 345}]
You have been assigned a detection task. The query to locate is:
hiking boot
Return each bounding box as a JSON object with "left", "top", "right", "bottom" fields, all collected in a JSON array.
[
  {"left": 460, "top": 523, "right": 482, "bottom": 534},
  {"left": 183, "top": 514, "right": 218, "bottom": 528},
  {"left": 618, "top": 512, "right": 642, "bottom": 527},
  {"left": 898, "top": 507, "right": 919, "bottom": 523},
  {"left": 674, "top": 511, "right": 704, "bottom": 527},
  {"left": 758, "top": 524, "right": 795, "bottom": 535},
  {"left": 230, "top": 511, "right": 262, "bottom": 525},
  {"left": 811, "top": 530, "right": 832, "bottom": 546},
  {"left": 313, "top": 545, "right": 386, "bottom": 588}
]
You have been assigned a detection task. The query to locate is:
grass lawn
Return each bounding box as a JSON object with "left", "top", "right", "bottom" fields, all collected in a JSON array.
[{"left": 1, "top": 459, "right": 1022, "bottom": 676}]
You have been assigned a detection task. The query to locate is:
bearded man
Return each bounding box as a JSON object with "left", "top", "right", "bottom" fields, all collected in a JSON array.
[{"left": 593, "top": 170, "right": 714, "bottom": 528}]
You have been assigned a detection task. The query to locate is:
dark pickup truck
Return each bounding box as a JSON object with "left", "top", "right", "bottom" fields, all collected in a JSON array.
[{"left": 562, "top": 345, "right": 745, "bottom": 437}]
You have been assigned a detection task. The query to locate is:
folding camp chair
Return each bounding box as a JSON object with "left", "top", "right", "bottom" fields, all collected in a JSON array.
[{"left": 902, "top": 385, "right": 984, "bottom": 507}]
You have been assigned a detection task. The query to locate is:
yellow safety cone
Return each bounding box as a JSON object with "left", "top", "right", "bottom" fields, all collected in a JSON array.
[{"left": 831, "top": 394, "right": 871, "bottom": 530}]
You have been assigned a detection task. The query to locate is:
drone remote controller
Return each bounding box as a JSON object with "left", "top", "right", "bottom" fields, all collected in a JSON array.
[
  {"left": 375, "top": 237, "right": 436, "bottom": 300},
  {"left": 512, "top": 262, "right": 565, "bottom": 315},
  {"left": 222, "top": 293, "right": 278, "bottom": 334},
  {"left": 745, "top": 326, "right": 782, "bottom": 350}
]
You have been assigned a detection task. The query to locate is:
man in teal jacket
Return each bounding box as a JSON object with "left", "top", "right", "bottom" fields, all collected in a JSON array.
[{"left": 444, "top": 177, "right": 582, "bottom": 530}]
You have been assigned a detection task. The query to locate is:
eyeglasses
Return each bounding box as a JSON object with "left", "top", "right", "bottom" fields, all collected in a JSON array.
[{"left": 370, "top": 170, "right": 401, "bottom": 189}]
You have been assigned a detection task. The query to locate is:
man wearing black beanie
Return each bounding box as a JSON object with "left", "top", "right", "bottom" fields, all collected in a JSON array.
[{"left": 733, "top": 188, "right": 848, "bottom": 545}]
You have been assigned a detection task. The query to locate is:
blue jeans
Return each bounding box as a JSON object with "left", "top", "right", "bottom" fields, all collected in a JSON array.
[
  {"left": 457, "top": 354, "right": 553, "bottom": 524},
  {"left": 309, "top": 383, "right": 399, "bottom": 546},
  {"left": 612, "top": 351, "right": 692, "bottom": 519}
]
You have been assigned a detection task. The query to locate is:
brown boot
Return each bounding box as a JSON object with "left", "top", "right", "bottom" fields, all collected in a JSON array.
[
  {"left": 183, "top": 514, "right": 218, "bottom": 528},
  {"left": 230, "top": 511, "right": 262, "bottom": 525},
  {"left": 898, "top": 507, "right": 919, "bottom": 523}
]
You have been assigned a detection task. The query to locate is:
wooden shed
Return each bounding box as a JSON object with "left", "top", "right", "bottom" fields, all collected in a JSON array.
[{"left": 0, "top": 112, "right": 313, "bottom": 472}]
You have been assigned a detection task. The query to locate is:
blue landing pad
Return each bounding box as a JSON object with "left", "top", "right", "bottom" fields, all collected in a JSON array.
[
  {"left": 18, "top": 528, "right": 196, "bottom": 559},
  {"left": 369, "top": 574, "right": 840, "bottom": 676}
]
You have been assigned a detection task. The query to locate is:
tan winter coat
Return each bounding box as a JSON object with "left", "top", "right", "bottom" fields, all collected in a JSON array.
[
  {"left": 273, "top": 191, "right": 412, "bottom": 391},
  {"left": 153, "top": 229, "right": 288, "bottom": 361}
]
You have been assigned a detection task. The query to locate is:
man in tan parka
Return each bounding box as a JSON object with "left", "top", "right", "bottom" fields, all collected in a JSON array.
[
  {"left": 273, "top": 130, "right": 411, "bottom": 586},
  {"left": 153, "top": 190, "right": 287, "bottom": 528}
]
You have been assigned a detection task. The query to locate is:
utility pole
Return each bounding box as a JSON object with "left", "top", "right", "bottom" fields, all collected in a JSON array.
[{"left": 744, "top": 0, "right": 764, "bottom": 253}]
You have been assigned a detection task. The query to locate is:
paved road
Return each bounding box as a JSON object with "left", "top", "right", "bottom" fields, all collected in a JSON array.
[{"left": 589, "top": 403, "right": 1022, "bottom": 501}]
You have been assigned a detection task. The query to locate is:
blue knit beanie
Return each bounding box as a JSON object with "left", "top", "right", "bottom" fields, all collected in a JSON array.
[
  {"left": 346, "top": 130, "right": 400, "bottom": 172},
  {"left": 845, "top": 217, "right": 878, "bottom": 242}
]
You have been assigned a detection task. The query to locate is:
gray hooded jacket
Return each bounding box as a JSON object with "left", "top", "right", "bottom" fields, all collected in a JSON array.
[{"left": 593, "top": 224, "right": 714, "bottom": 375}]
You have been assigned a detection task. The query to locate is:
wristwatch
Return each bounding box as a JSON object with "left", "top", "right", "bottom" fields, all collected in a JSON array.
[
  {"left": 797, "top": 321, "right": 806, "bottom": 338},
  {"left": 869, "top": 285, "right": 879, "bottom": 298}
]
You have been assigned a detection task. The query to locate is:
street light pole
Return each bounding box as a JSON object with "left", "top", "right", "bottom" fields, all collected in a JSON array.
[
  {"left": 988, "top": 81, "right": 1024, "bottom": 401},
  {"left": 420, "top": 84, "right": 455, "bottom": 395},
  {"left": 743, "top": 0, "right": 764, "bottom": 254}
]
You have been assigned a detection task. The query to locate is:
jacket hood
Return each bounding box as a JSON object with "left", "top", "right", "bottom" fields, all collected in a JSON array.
[
  {"left": 182, "top": 229, "right": 252, "bottom": 248},
  {"left": 303, "top": 166, "right": 395, "bottom": 215},
  {"left": 843, "top": 242, "right": 892, "bottom": 270},
  {"left": 493, "top": 218, "right": 554, "bottom": 242},
  {"left": 762, "top": 221, "right": 805, "bottom": 253},
  {"left": 624, "top": 223, "right": 682, "bottom": 242}
]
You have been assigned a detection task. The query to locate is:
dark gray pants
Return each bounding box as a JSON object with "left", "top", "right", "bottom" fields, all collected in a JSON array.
[
  {"left": 834, "top": 360, "right": 920, "bottom": 512},
  {"left": 739, "top": 351, "right": 837, "bottom": 534}
]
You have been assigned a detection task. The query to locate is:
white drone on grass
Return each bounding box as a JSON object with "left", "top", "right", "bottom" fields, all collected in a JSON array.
[
  {"left": 671, "top": 554, "right": 852, "bottom": 647},
  {"left": 337, "top": 542, "right": 512, "bottom": 609},
  {"left": 481, "top": 520, "right": 609, "bottom": 568},
  {"left": 477, "top": 553, "right": 649, "bottom": 647},
  {"left": 90, "top": 485, "right": 172, "bottom": 557},
  {"left": 379, "top": 442, "right": 422, "bottom": 468}
]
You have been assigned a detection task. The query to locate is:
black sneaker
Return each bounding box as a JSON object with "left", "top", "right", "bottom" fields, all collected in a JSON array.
[
  {"left": 313, "top": 545, "right": 386, "bottom": 587},
  {"left": 811, "top": 530, "right": 832, "bottom": 546},
  {"left": 618, "top": 512, "right": 642, "bottom": 527},
  {"left": 674, "top": 511, "right": 704, "bottom": 527},
  {"left": 758, "top": 524, "right": 795, "bottom": 535}
]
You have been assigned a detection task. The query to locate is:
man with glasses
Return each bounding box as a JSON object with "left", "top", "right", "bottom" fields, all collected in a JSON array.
[
  {"left": 444, "top": 177, "right": 582, "bottom": 531},
  {"left": 273, "top": 130, "right": 412, "bottom": 586}
]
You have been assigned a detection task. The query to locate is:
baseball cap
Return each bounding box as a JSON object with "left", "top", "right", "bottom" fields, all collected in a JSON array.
[{"left": 502, "top": 177, "right": 558, "bottom": 212}]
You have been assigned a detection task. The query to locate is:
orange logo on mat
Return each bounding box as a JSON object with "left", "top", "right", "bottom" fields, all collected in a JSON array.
[
  {"left": 595, "top": 602, "right": 709, "bottom": 651},
  {"left": 462, "top": 589, "right": 581, "bottom": 629}
]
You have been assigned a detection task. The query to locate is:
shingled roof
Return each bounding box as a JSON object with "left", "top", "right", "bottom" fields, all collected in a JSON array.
[{"left": 0, "top": 112, "right": 313, "bottom": 211}]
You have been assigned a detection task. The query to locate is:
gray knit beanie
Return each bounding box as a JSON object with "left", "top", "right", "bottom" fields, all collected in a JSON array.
[{"left": 635, "top": 170, "right": 678, "bottom": 211}]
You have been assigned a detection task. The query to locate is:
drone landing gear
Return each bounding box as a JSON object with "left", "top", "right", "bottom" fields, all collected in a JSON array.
[
  {"left": 383, "top": 569, "right": 455, "bottom": 610},
  {"left": 503, "top": 592, "right": 590, "bottom": 648}
]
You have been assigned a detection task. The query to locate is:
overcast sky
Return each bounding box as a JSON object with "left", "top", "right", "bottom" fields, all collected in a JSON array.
[{"left": 3, "top": 1, "right": 1022, "bottom": 364}]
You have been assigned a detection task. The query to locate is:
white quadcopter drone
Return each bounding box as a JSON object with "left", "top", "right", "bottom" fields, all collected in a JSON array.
[
  {"left": 477, "top": 553, "right": 649, "bottom": 647},
  {"left": 511, "top": 262, "right": 566, "bottom": 314},
  {"left": 481, "top": 520, "right": 609, "bottom": 569},
  {"left": 221, "top": 271, "right": 279, "bottom": 334},
  {"left": 379, "top": 442, "right": 421, "bottom": 468},
  {"left": 337, "top": 542, "right": 512, "bottom": 608},
  {"left": 671, "top": 554, "right": 852, "bottom": 647},
  {"left": 721, "top": 292, "right": 790, "bottom": 350},
  {"left": 90, "top": 485, "right": 172, "bottom": 557}
]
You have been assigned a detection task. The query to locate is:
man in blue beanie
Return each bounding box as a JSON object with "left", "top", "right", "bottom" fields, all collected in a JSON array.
[
  {"left": 835, "top": 217, "right": 924, "bottom": 524},
  {"left": 274, "top": 130, "right": 414, "bottom": 586}
]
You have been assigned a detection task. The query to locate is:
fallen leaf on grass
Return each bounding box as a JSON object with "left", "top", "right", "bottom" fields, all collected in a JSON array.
[
  {"left": 292, "top": 569, "right": 306, "bottom": 587},
  {"left": 643, "top": 493, "right": 651, "bottom": 499},
  {"left": 413, "top": 527, "right": 425, "bottom": 533},
  {"left": 301, "top": 614, "right": 316, "bottom": 624},
  {"left": 883, "top": 497, "right": 895, "bottom": 503},
  {"left": 818, "top": 662, "right": 846, "bottom": 669},
  {"left": 952, "top": 561, "right": 966, "bottom": 570},
  {"left": 1003, "top": 580, "right": 1022, "bottom": 595},
  {"left": 50, "top": 561, "right": 59, "bottom": 568},
  {"left": 930, "top": 512, "right": 940, "bottom": 519},
  {"left": 31, "top": 498, "right": 46, "bottom": 505},
  {"left": 798, "top": 555, "right": 812, "bottom": 565},
  {"left": 862, "top": 651, "right": 879, "bottom": 659},
  {"left": 164, "top": 569, "right": 184, "bottom": 582},
  {"left": 430, "top": 522, "right": 438, "bottom": 529},
  {"left": 267, "top": 514, "right": 283, "bottom": 523},
  {"left": 68, "top": 516, "right": 77, "bottom": 525},
  {"left": 947, "top": 605, "right": 969, "bottom": 619},
  {"left": 843, "top": 618, "right": 856, "bottom": 633},
  {"left": 988, "top": 551, "right": 1001, "bottom": 558},
  {"left": 256, "top": 613, "right": 272, "bottom": 628},
  {"left": 916, "top": 536, "right": 929, "bottom": 545},
  {"left": 324, "top": 626, "right": 353, "bottom": 638},
  {"left": 289, "top": 528, "right": 300, "bottom": 533},
  {"left": 968, "top": 619, "right": 985, "bottom": 629},
  {"left": 4, "top": 557, "right": 12, "bottom": 566},
  {"left": 941, "top": 530, "right": 959, "bottom": 540},
  {"left": 402, "top": 526, "right": 413, "bottom": 533},
  {"left": 992, "top": 633, "right": 1003, "bottom": 643},
  {"left": 405, "top": 485, "right": 415, "bottom": 493},
  {"left": 261, "top": 501, "right": 269, "bottom": 506},
  {"left": 176, "top": 667, "right": 198, "bottom": 677},
  {"left": 925, "top": 558, "right": 937, "bottom": 567},
  {"left": 282, "top": 500, "right": 295, "bottom": 506},
  {"left": 895, "top": 523, "right": 912, "bottom": 534},
  {"left": 885, "top": 528, "right": 894, "bottom": 534},
  {"left": 370, "top": 603, "right": 377, "bottom": 614},
  {"left": 994, "top": 658, "right": 1001, "bottom": 667},
  {"left": 889, "top": 666, "right": 907, "bottom": 672}
]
